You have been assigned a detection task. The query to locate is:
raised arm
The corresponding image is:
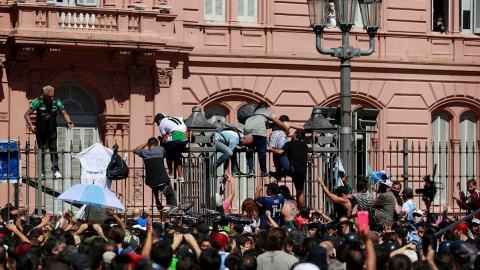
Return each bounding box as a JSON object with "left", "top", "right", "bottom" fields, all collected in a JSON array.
[
  {"left": 7, "top": 222, "right": 31, "bottom": 244},
  {"left": 226, "top": 175, "right": 236, "bottom": 202},
  {"left": 317, "top": 177, "right": 349, "bottom": 205},
  {"left": 141, "top": 216, "right": 153, "bottom": 259},
  {"left": 254, "top": 185, "right": 263, "bottom": 200},
  {"left": 106, "top": 209, "right": 125, "bottom": 229},
  {"left": 134, "top": 142, "right": 148, "bottom": 155}
]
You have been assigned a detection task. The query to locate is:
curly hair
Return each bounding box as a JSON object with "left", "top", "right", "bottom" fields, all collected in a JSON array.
[{"left": 241, "top": 198, "right": 259, "bottom": 220}]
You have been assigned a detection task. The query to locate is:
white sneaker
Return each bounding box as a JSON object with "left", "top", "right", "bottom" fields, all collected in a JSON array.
[
  {"left": 168, "top": 174, "right": 174, "bottom": 179},
  {"left": 176, "top": 177, "right": 185, "bottom": 183},
  {"left": 54, "top": 171, "right": 62, "bottom": 179}
]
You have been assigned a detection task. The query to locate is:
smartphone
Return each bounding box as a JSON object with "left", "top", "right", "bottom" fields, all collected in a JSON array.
[{"left": 357, "top": 211, "right": 369, "bottom": 231}]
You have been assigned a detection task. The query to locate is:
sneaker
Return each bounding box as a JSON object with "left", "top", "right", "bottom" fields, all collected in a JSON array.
[
  {"left": 233, "top": 171, "right": 247, "bottom": 177},
  {"left": 54, "top": 171, "right": 62, "bottom": 179},
  {"left": 260, "top": 172, "right": 269, "bottom": 178},
  {"left": 157, "top": 204, "right": 164, "bottom": 212},
  {"left": 248, "top": 170, "right": 255, "bottom": 177},
  {"left": 176, "top": 177, "right": 185, "bottom": 183},
  {"left": 269, "top": 171, "right": 282, "bottom": 181},
  {"left": 168, "top": 174, "right": 174, "bottom": 179}
]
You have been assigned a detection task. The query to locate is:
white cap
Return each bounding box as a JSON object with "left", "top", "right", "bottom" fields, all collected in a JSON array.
[
  {"left": 403, "top": 249, "right": 418, "bottom": 263},
  {"left": 381, "top": 179, "right": 393, "bottom": 188},
  {"left": 413, "top": 209, "right": 424, "bottom": 216}
]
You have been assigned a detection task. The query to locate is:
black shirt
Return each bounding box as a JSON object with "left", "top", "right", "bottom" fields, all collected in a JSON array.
[
  {"left": 138, "top": 147, "right": 170, "bottom": 186},
  {"left": 283, "top": 140, "right": 309, "bottom": 178}
]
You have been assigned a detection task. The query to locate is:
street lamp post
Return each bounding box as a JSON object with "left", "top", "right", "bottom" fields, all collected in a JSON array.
[{"left": 307, "top": 0, "right": 382, "bottom": 183}]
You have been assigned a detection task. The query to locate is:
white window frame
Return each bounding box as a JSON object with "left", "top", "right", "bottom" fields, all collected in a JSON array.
[
  {"left": 461, "top": 0, "right": 477, "bottom": 34},
  {"left": 237, "top": 0, "right": 258, "bottom": 24},
  {"left": 205, "top": 0, "right": 226, "bottom": 22},
  {"left": 459, "top": 113, "right": 477, "bottom": 191},
  {"left": 431, "top": 113, "right": 449, "bottom": 206}
]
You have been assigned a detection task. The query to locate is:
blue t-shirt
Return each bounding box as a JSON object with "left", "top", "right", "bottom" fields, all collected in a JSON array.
[
  {"left": 136, "top": 218, "right": 147, "bottom": 227},
  {"left": 257, "top": 194, "right": 284, "bottom": 228}
]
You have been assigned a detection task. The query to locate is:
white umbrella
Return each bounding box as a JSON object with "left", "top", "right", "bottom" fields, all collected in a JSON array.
[{"left": 57, "top": 184, "right": 124, "bottom": 211}]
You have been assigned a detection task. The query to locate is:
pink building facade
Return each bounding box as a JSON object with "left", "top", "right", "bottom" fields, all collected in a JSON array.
[{"left": 0, "top": 0, "right": 479, "bottom": 213}]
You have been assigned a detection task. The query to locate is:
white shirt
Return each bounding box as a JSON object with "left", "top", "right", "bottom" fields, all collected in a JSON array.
[{"left": 159, "top": 117, "right": 188, "bottom": 141}]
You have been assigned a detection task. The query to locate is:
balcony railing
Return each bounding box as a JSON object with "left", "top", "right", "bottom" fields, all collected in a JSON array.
[{"left": 9, "top": 4, "right": 176, "bottom": 42}]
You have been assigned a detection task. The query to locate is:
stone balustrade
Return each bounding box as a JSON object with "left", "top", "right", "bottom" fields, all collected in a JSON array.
[{"left": 9, "top": 4, "right": 177, "bottom": 43}]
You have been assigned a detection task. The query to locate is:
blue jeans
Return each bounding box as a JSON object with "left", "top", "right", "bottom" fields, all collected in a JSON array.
[
  {"left": 215, "top": 142, "right": 233, "bottom": 168},
  {"left": 247, "top": 136, "right": 268, "bottom": 173},
  {"left": 279, "top": 156, "right": 292, "bottom": 175}
]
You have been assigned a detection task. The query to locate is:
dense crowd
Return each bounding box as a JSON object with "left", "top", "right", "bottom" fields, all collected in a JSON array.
[{"left": 1, "top": 173, "right": 480, "bottom": 270}]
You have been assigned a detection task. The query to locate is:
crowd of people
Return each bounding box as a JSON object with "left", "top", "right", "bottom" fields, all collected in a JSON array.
[{"left": 1, "top": 173, "right": 480, "bottom": 270}]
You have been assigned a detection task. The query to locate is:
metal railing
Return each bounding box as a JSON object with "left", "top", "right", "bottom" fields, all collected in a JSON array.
[{"left": 0, "top": 137, "right": 478, "bottom": 223}]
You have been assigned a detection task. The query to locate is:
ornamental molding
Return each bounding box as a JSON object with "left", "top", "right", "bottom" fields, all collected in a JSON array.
[
  {"left": 135, "top": 51, "right": 155, "bottom": 65},
  {"left": 40, "top": 47, "right": 61, "bottom": 61},
  {"left": 110, "top": 50, "right": 130, "bottom": 64},
  {"left": 157, "top": 0, "right": 168, "bottom": 5},
  {"left": 72, "top": 63, "right": 85, "bottom": 79},
  {"left": 15, "top": 46, "right": 35, "bottom": 60},
  {"left": 153, "top": 67, "right": 173, "bottom": 87},
  {"left": 0, "top": 112, "right": 8, "bottom": 121}
]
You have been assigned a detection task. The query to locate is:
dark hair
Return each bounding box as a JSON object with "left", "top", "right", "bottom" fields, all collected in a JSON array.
[
  {"left": 199, "top": 248, "right": 221, "bottom": 270},
  {"left": 151, "top": 241, "right": 173, "bottom": 268},
  {"left": 17, "top": 252, "right": 41, "bottom": 270},
  {"left": 148, "top": 137, "right": 159, "bottom": 147},
  {"left": 89, "top": 237, "right": 107, "bottom": 269},
  {"left": 387, "top": 254, "right": 412, "bottom": 270},
  {"left": 176, "top": 256, "right": 196, "bottom": 270},
  {"left": 356, "top": 179, "right": 367, "bottom": 192},
  {"left": 0, "top": 246, "right": 6, "bottom": 265},
  {"left": 239, "top": 256, "right": 257, "bottom": 270},
  {"left": 346, "top": 250, "right": 365, "bottom": 270},
  {"left": 336, "top": 186, "right": 349, "bottom": 196},
  {"left": 299, "top": 206, "right": 310, "bottom": 218},
  {"left": 279, "top": 115, "right": 290, "bottom": 122},
  {"left": 279, "top": 185, "right": 294, "bottom": 200},
  {"left": 268, "top": 228, "right": 286, "bottom": 251},
  {"left": 233, "top": 224, "right": 244, "bottom": 234},
  {"left": 392, "top": 181, "right": 401, "bottom": 189},
  {"left": 295, "top": 130, "right": 306, "bottom": 140},
  {"left": 109, "top": 225, "right": 126, "bottom": 244},
  {"left": 44, "top": 237, "right": 62, "bottom": 255},
  {"left": 225, "top": 253, "right": 241, "bottom": 270}
]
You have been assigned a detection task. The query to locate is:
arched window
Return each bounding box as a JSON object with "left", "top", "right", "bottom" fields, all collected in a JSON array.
[
  {"left": 431, "top": 112, "right": 449, "bottom": 205},
  {"left": 460, "top": 112, "right": 477, "bottom": 185}
]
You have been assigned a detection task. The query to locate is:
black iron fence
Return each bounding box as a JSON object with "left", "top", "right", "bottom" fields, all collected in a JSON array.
[{"left": 0, "top": 137, "right": 478, "bottom": 223}]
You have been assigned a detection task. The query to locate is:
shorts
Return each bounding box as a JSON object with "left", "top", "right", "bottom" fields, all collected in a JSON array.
[
  {"left": 268, "top": 130, "right": 287, "bottom": 149},
  {"left": 165, "top": 140, "right": 187, "bottom": 161}
]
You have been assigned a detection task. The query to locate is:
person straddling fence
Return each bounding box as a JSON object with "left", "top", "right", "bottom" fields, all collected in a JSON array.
[
  {"left": 267, "top": 130, "right": 310, "bottom": 207},
  {"left": 214, "top": 129, "right": 253, "bottom": 177},
  {"left": 24, "top": 85, "right": 74, "bottom": 179},
  {"left": 243, "top": 101, "right": 289, "bottom": 178},
  {"left": 134, "top": 137, "right": 177, "bottom": 212},
  {"left": 153, "top": 113, "right": 188, "bottom": 183}
]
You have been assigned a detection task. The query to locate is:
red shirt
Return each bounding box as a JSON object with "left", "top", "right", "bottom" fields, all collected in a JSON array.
[{"left": 456, "top": 190, "right": 480, "bottom": 220}]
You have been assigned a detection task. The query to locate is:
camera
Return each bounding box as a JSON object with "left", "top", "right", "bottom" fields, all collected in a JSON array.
[{"left": 415, "top": 174, "right": 437, "bottom": 205}]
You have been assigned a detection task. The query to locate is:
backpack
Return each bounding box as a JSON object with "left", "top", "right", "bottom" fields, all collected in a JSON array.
[
  {"left": 106, "top": 146, "right": 129, "bottom": 180},
  {"left": 213, "top": 120, "right": 243, "bottom": 139}
]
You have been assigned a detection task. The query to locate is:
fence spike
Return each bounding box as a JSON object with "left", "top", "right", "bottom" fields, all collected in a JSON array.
[
  {"left": 79, "top": 139, "right": 82, "bottom": 152},
  {"left": 465, "top": 142, "right": 469, "bottom": 154}
]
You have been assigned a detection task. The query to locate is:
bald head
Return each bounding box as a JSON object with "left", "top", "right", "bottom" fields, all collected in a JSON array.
[
  {"left": 319, "top": 241, "right": 334, "bottom": 259},
  {"left": 133, "top": 208, "right": 142, "bottom": 219},
  {"left": 240, "top": 134, "right": 253, "bottom": 147}
]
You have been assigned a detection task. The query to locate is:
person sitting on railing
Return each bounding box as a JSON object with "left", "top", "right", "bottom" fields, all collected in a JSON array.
[
  {"left": 214, "top": 129, "right": 253, "bottom": 177},
  {"left": 453, "top": 179, "right": 480, "bottom": 221},
  {"left": 24, "top": 85, "right": 74, "bottom": 179},
  {"left": 243, "top": 101, "right": 289, "bottom": 178},
  {"left": 134, "top": 137, "right": 178, "bottom": 212},
  {"left": 153, "top": 113, "right": 188, "bottom": 183}
]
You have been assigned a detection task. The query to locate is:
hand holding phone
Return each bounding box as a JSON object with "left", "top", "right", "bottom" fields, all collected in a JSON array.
[{"left": 357, "top": 211, "right": 369, "bottom": 231}]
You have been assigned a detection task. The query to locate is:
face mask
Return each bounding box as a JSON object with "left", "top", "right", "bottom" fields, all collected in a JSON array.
[
  {"left": 413, "top": 217, "right": 422, "bottom": 223},
  {"left": 392, "top": 190, "right": 400, "bottom": 197},
  {"left": 330, "top": 7, "right": 335, "bottom": 10}
]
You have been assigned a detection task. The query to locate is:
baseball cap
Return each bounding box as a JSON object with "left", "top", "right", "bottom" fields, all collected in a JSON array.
[
  {"left": 455, "top": 223, "right": 469, "bottom": 233},
  {"left": 412, "top": 210, "right": 423, "bottom": 216},
  {"left": 153, "top": 113, "right": 166, "bottom": 123},
  {"left": 103, "top": 251, "right": 116, "bottom": 264},
  {"left": 213, "top": 232, "right": 229, "bottom": 247},
  {"left": 197, "top": 222, "right": 210, "bottom": 234},
  {"left": 380, "top": 179, "right": 393, "bottom": 188},
  {"left": 177, "top": 247, "right": 195, "bottom": 258},
  {"left": 402, "top": 249, "right": 418, "bottom": 263},
  {"left": 264, "top": 182, "right": 281, "bottom": 194},
  {"left": 402, "top": 187, "right": 414, "bottom": 196}
]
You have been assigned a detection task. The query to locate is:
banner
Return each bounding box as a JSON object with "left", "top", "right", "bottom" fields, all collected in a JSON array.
[{"left": 0, "top": 140, "right": 19, "bottom": 183}]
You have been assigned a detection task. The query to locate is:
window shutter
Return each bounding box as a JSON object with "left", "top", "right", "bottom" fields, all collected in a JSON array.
[
  {"left": 354, "top": 3, "right": 363, "bottom": 29},
  {"left": 475, "top": 0, "right": 480, "bottom": 33},
  {"left": 76, "top": 0, "right": 98, "bottom": 7},
  {"left": 460, "top": 114, "right": 477, "bottom": 181},
  {"left": 238, "top": 0, "right": 257, "bottom": 23},
  {"left": 205, "top": 0, "right": 225, "bottom": 22},
  {"left": 432, "top": 113, "right": 449, "bottom": 205}
]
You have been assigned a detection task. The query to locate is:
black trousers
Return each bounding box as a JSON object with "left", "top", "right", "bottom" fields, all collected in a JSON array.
[
  {"left": 36, "top": 129, "right": 59, "bottom": 173},
  {"left": 152, "top": 183, "right": 177, "bottom": 206}
]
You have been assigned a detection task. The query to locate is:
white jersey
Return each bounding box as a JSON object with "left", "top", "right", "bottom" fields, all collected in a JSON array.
[{"left": 159, "top": 117, "right": 188, "bottom": 142}]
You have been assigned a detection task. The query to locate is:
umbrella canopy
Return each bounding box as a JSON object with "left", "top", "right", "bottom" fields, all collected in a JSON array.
[{"left": 57, "top": 184, "right": 124, "bottom": 211}]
